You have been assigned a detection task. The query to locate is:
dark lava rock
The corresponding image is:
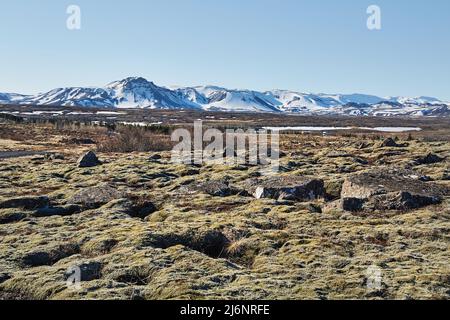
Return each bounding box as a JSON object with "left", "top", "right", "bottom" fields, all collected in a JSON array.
[
  {"left": 371, "top": 191, "right": 443, "bottom": 211},
  {"left": 414, "top": 153, "right": 445, "bottom": 165},
  {"left": 376, "top": 151, "right": 405, "bottom": 160},
  {"left": 33, "top": 204, "right": 81, "bottom": 217},
  {"left": 67, "top": 184, "right": 125, "bottom": 209},
  {"left": 286, "top": 161, "right": 305, "bottom": 169},
  {"left": 353, "top": 157, "right": 369, "bottom": 165},
  {"left": 442, "top": 171, "right": 450, "bottom": 181},
  {"left": 381, "top": 138, "right": 404, "bottom": 148},
  {"left": 341, "top": 197, "right": 366, "bottom": 211},
  {"left": 201, "top": 181, "right": 234, "bottom": 197},
  {"left": 0, "top": 196, "right": 49, "bottom": 210},
  {"left": 306, "top": 203, "right": 323, "bottom": 214},
  {"left": 148, "top": 154, "right": 162, "bottom": 162},
  {"left": 21, "top": 252, "right": 51, "bottom": 267},
  {"left": 327, "top": 151, "right": 352, "bottom": 158},
  {"left": 21, "top": 244, "right": 80, "bottom": 267},
  {"left": 244, "top": 176, "right": 325, "bottom": 202},
  {"left": 108, "top": 267, "right": 149, "bottom": 286},
  {"left": 341, "top": 168, "right": 447, "bottom": 211},
  {"left": 77, "top": 151, "right": 102, "bottom": 168},
  {"left": 116, "top": 198, "right": 157, "bottom": 219},
  {"left": 0, "top": 211, "right": 27, "bottom": 224},
  {"left": 143, "top": 229, "right": 230, "bottom": 259},
  {"left": 64, "top": 262, "right": 103, "bottom": 282},
  {"left": 194, "top": 180, "right": 240, "bottom": 197},
  {"left": 0, "top": 273, "right": 11, "bottom": 284},
  {"left": 181, "top": 168, "right": 200, "bottom": 176}
]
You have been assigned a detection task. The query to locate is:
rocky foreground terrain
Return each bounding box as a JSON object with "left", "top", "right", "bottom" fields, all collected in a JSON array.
[{"left": 0, "top": 121, "right": 449, "bottom": 300}]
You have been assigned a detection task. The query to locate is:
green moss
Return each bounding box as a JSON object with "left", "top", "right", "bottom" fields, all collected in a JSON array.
[{"left": 0, "top": 133, "right": 449, "bottom": 300}]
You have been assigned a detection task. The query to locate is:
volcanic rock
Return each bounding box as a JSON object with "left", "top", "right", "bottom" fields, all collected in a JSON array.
[
  {"left": 67, "top": 184, "right": 125, "bottom": 209},
  {"left": 244, "top": 176, "right": 325, "bottom": 201},
  {"left": 341, "top": 168, "right": 447, "bottom": 211},
  {"left": 77, "top": 151, "right": 101, "bottom": 168}
]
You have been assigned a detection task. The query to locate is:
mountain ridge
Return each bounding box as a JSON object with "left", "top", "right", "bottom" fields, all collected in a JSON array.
[{"left": 1, "top": 77, "right": 449, "bottom": 117}]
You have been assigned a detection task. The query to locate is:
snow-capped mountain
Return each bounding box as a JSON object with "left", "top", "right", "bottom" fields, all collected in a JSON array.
[
  {"left": 0, "top": 77, "right": 449, "bottom": 117},
  {"left": 387, "top": 96, "right": 442, "bottom": 105},
  {"left": 106, "top": 77, "right": 200, "bottom": 110},
  {"left": 18, "top": 87, "right": 116, "bottom": 108},
  {"left": 267, "top": 91, "right": 386, "bottom": 113},
  {"left": 332, "top": 101, "right": 450, "bottom": 117},
  {"left": 0, "top": 93, "right": 31, "bottom": 103},
  {"left": 188, "top": 86, "right": 281, "bottom": 112}
]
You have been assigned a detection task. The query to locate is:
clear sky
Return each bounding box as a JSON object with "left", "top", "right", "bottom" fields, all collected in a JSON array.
[{"left": 1, "top": 0, "right": 449, "bottom": 100}]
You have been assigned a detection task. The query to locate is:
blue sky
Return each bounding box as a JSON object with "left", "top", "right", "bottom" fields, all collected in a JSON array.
[{"left": 1, "top": 0, "right": 449, "bottom": 100}]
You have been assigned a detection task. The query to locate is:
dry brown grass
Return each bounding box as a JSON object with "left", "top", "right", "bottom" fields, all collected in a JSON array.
[{"left": 97, "top": 126, "right": 173, "bottom": 153}]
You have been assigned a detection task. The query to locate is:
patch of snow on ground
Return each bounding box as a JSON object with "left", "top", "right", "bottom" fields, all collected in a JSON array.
[{"left": 263, "top": 126, "right": 422, "bottom": 132}]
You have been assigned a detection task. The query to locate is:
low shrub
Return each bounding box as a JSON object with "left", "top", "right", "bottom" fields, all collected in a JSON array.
[{"left": 97, "top": 126, "right": 173, "bottom": 153}]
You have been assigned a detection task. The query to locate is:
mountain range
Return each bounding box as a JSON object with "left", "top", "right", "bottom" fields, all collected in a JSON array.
[{"left": 1, "top": 77, "right": 449, "bottom": 117}]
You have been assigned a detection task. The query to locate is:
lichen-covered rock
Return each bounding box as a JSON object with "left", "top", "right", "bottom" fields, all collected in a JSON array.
[
  {"left": 67, "top": 184, "right": 125, "bottom": 209},
  {"left": 199, "top": 180, "right": 239, "bottom": 197},
  {"left": 182, "top": 180, "right": 241, "bottom": 197},
  {"left": 341, "top": 168, "right": 447, "bottom": 211},
  {"left": 0, "top": 196, "right": 49, "bottom": 210},
  {"left": 244, "top": 176, "right": 325, "bottom": 201},
  {"left": 77, "top": 151, "right": 101, "bottom": 168}
]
